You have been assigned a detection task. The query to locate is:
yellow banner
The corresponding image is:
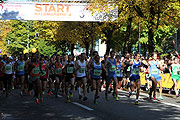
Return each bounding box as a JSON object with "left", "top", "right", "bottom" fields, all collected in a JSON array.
[{"left": 140, "top": 73, "right": 179, "bottom": 89}]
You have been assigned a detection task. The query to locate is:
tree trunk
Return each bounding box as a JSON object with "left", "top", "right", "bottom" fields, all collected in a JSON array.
[
  {"left": 105, "top": 39, "right": 111, "bottom": 55},
  {"left": 123, "top": 17, "right": 132, "bottom": 54},
  {"left": 70, "top": 43, "right": 74, "bottom": 56},
  {"left": 85, "top": 43, "right": 89, "bottom": 57},
  {"left": 148, "top": 28, "right": 154, "bottom": 53}
]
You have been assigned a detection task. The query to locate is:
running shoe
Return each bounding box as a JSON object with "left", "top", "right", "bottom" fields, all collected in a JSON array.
[
  {"left": 169, "top": 90, "right": 172, "bottom": 94},
  {"left": 112, "top": 92, "right": 116, "bottom": 98},
  {"left": 135, "top": 100, "right": 139, "bottom": 105},
  {"left": 83, "top": 96, "right": 88, "bottom": 101},
  {"left": 176, "top": 95, "right": 179, "bottom": 97},
  {"left": 94, "top": 100, "right": 98, "bottom": 104},
  {"left": 158, "top": 96, "right": 163, "bottom": 100},
  {"left": 115, "top": 97, "right": 119, "bottom": 101},
  {"left": 48, "top": 91, "right": 53, "bottom": 95},
  {"left": 36, "top": 99, "right": 40, "bottom": 104},
  {"left": 153, "top": 97, "right": 157, "bottom": 100},
  {"left": 27, "top": 91, "right": 31, "bottom": 96},
  {"left": 128, "top": 91, "right": 132, "bottom": 98},
  {"left": 70, "top": 92, "right": 73, "bottom": 98},
  {"left": 79, "top": 95, "right": 82, "bottom": 99},
  {"left": 20, "top": 91, "right": 23, "bottom": 96},
  {"left": 66, "top": 98, "right": 71, "bottom": 103}
]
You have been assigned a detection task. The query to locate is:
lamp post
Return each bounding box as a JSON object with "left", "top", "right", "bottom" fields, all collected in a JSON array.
[{"left": 138, "top": 22, "right": 141, "bottom": 54}]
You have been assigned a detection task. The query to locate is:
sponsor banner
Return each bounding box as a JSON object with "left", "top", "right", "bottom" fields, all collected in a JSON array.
[{"left": 0, "top": 2, "right": 118, "bottom": 21}]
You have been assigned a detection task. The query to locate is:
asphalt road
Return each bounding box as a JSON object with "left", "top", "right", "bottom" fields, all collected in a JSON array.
[{"left": 1, "top": 88, "right": 180, "bottom": 120}]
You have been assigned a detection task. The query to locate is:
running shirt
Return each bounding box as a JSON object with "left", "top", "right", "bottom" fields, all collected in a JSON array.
[
  {"left": 30, "top": 62, "right": 40, "bottom": 77},
  {"left": 40, "top": 61, "right": 47, "bottom": 78},
  {"left": 4, "top": 62, "right": 13, "bottom": 75},
  {"left": 0, "top": 61, "right": 4, "bottom": 77},
  {"left": 150, "top": 61, "right": 160, "bottom": 76},
  {"left": 55, "top": 62, "right": 63, "bottom": 76},
  {"left": 49, "top": 62, "right": 55, "bottom": 76},
  {"left": 76, "top": 60, "right": 86, "bottom": 78},
  {"left": 16, "top": 60, "right": 25, "bottom": 75},
  {"left": 172, "top": 64, "right": 180, "bottom": 76},
  {"left": 66, "top": 61, "right": 74, "bottom": 79},
  {"left": 92, "top": 61, "right": 102, "bottom": 79},
  {"left": 130, "top": 59, "right": 141, "bottom": 76},
  {"left": 116, "top": 61, "right": 122, "bottom": 77},
  {"left": 108, "top": 58, "right": 116, "bottom": 78}
]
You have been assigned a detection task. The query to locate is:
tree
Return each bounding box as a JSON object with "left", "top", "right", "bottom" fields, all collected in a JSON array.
[
  {"left": 38, "top": 39, "right": 56, "bottom": 56},
  {"left": 0, "top": 20, "right": 11, "bottom": 55},
  {"left": 5, "top": 20, "right": 37, "bottom": 55},
  {"left": 89, "top": 0, "right": 180, "bottom": 53}
]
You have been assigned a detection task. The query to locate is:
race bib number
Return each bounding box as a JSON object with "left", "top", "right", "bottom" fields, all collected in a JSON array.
[
  {"left": 5, "top": 65, "right": 11, "bottom": 72},
  {"left": 110, "top": 65, "right": 116, "bottom": 72},
  {"left": 133, "top": 68, "right": 139, "bottom": 75},
  {"left": 79, "top": 68, "right": 85, "bottom": 73},
  {"left": 146, "top": 74, "right": 150, "bottom": 78},
  {"left": 67, "top": 67, "right": 74, "bottom": 74},
  {"left": 56, "top": 68, "right": 62, "bottom": 74},
  {"left": 173, "top": 69, "right": 178, "bottom": 75},
  {"left": 116, "top": 70, "right": 121, "bottom": 76},
  {"left": 94, "top": 69, "right": 101, "bottom": 76},
  {"left": 152, "top": 69, "right": 158, "bottom": 74},
  {"left": 32, "top": 67, "right": 40, "bottom": 74},
  {"left": 127, "top": 66, "right": 131, "bottom": 72},
  {"left": 18, "top": 64, "right": 24, "bottom": 71},
  {"left": 40, "top": 70, "right": 46, "bottom": 76}
]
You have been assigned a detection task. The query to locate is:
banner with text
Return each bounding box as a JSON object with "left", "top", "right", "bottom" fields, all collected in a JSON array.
[{"left": 0, "top": 2, "right": 118, "bottom": 21}]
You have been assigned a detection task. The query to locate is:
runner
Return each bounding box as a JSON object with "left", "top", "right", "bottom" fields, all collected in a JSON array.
[
  {"left": 3, "top": 57, "right": 14, "bottom": 97},
  {"left": 75, "top": 53, "right": 88, "bottom": 101},
  {"left": 123, "top": 53, "right": 131, "bottom": 91},
  {"left": 0, "top": 56, "right": 5, "bottom": 94},
  {"left": 169, "top": 57, "right": 180, "bottom": 97},
  {"left": 87, "top": 50, "right": 98, "bottom": 93},
  {"left": 116, "top": 55, "right": 125, "bottom": 90},
  {"left": 24, "top": 53, "right": 31, "bottom": 96},
  {"left": 61, "top": 54, "right": 67, "bottom": 96},
  {"left": 128, "top": 53, "right": 142, "bottom": 105},
  {"left": 55, "top": 54, "right": 63, "bottom": 98},
  {"left": 64, "top": 55, "right": 75, "bottom": 102},
  {"left": 100, "top": 54, "right": 108, "bottom": 92},
  {"left": 48, "top": 56, "right": 55, "bottom": 95},
  {"left": 90, "top": 55, "right": 106, "bottom": 104},
  {"left": 105, "top": 51, "right": 119, "bottom": 101},
  {"left": 39, "top": 55, "right": 48, "bottom": 99},
  {"left": 28, "top": 53, "right": 41, "bottom": 104},
  {"left": 15, "top": 54, "right": 25, "bottom": 96},
  {"left": 149, "top": 52, "right": 163, "bottom": 100}
]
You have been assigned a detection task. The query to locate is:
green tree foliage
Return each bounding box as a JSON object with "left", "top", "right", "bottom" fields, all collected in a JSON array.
[
  {"left": 89, "top": 0, "right": 180, "bottom": 53},
  {"left": 0, "top": 20, "right": 11, "bottom": 55},
  {"left": 38, "top": 39, "right": 56, "bottom": 56},
  {"left": 5, "top": 20, "right": 37, "bottom": 55}
]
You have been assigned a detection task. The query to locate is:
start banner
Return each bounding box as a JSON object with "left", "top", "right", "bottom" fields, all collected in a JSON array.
[{"left": 0, "top": 2, "right": 118, "bottom": 21}]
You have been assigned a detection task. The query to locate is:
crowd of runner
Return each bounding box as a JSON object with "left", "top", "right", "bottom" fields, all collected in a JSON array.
[{"left": 0, "top": 50, "right": 180, "bottom": 105}]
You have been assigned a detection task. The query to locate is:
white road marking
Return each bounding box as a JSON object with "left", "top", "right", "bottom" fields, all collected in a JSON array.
[
  {"left": 72, "top": 102, "right": 94, "bottom": 111},
  {"left": 161, "top": 102, "right": 180, "bottom": 108},
  {"left": 57, "top": 95, "right": 62, "bottom": 98}
]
